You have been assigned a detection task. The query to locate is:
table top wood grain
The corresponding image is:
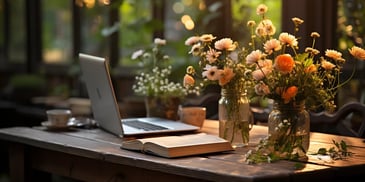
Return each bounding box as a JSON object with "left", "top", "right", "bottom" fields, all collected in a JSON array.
[{"left": 0, "top": 120, "right": 364, "bottom": 182}]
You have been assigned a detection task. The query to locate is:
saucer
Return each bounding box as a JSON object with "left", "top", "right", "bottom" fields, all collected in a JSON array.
[{"left": 41, "top": 121, "right": 75, "bottom": 130}]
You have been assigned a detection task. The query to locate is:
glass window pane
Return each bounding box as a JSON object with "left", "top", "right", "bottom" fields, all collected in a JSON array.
[
  {"left": 79, "top": 3, "right": 110, "bottom": 58},
  {"left": 8, "top": 0, "right": 26, "bottom": 63},
  {"left": 118, "top": 1, "right": 152, "bottom": 66},
  {"left": 42, "top": 0, "right": 72, "bottom": 64}
]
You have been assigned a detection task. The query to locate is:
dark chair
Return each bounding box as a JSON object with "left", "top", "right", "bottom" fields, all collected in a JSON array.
[{"left": 310, "top": 102, "right": 365, "bottom": 138}]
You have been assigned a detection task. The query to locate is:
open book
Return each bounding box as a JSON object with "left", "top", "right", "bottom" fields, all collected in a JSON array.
[{"left": 121, "top": 133, "right": 234, "bottom": 158}]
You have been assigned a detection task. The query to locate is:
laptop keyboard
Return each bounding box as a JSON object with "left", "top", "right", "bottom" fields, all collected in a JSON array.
[{"left": 123, "top": 120, "right": 168, "bottom": 131}]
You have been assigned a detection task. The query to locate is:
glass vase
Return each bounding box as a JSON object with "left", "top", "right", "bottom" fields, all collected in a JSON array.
[
  {"left": 218, "top": 88, "right": 254, "bottom": 148},
  {"left": 268, "top": 101, "right": 310, "bottom": 160},
  {"left": 145, "top": 96, "right": 180, "bottom": 120}
]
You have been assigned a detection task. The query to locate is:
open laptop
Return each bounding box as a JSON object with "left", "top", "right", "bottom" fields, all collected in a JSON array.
[{"left": 78, "top": 53, "right": 199, "bottom": 137}]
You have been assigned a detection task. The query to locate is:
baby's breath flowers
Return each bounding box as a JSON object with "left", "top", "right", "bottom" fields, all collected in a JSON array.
[{"left": 132, "top": 38, "right": 196, "bottom": 99}]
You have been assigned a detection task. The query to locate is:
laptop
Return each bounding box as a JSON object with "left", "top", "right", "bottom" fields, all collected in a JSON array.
[{"left": 78, "top": 53, "right": 199, "bottom": 137}]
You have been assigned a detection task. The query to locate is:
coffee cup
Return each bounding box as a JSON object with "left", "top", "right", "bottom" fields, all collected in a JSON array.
[
  {"left": 179, "top": 106, "right": 206, "bottom": 128},
  {"left": 46, "top": 109, "right": 72, "bottom": 127}
]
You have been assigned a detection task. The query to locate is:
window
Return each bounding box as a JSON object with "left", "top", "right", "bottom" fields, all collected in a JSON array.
[
  {"left": 8, "top": 0, "right": 26, "bottom": 64},
  {"left": 42, "top": 0, "right": 73, "bottom": 64}
]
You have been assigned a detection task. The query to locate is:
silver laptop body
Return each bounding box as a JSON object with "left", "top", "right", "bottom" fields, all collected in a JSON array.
[{"left": 79, "top": 53, "right": 199, "bottom": 137}]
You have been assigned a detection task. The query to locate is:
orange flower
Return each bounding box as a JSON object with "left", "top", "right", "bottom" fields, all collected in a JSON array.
[
  {"left": 183, "top": 74, "right": 195, "bottom": 88},
  {"left": 281, "top": 86, "right": 298, "bottom": 103},
  {"left": 304, "top": 64, "right": 317, "bottom": 73},
  {"left": 274, "top": 54, "right": 295, "bottom": 73},
  {"left": 219, "top": 67, "right": 235, "bottom": 86}
]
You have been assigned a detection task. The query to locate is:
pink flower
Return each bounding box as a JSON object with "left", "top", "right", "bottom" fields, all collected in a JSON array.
[
  {"left": 206, "top": 48, "right": 221, "bottom": 64},
  {"left": 279, "top": 32, "right": 298, "bottom": 47},
  {"left": 214, "top": 38, "right": 236, "bottom": 51},
  {"left": 202, "top": 65, "right": 221, "bottom": 81},
  {"left": 246, "top": 50, "right": 263, "bottom": 64},
  {"left": 264, "top": 39, "right": 281, "bottom": 55},
  {"left": 185, "top": 36, "right": 200, "bottom": 46},
  {"left": 254, "top": 82, "right": 270, "bottom": 96}
]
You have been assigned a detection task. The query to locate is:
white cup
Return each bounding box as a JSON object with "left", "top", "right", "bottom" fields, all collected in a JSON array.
[
  {"left": 46, "top": 109, "right": 72, "bottom": 126},
  {"left": 179, "top": 106, "right": 206, "bottom": 128}
]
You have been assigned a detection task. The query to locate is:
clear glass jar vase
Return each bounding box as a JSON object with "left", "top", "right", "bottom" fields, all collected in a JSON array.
[
  {"left": 218, "top": 88, "right": 254, "bottom": 148},
  {"left": 145, "top": 96, "right": 180, "bottom": 120},
  {"left": 268, "top": 101, "right": 310, "bottom": 160}
]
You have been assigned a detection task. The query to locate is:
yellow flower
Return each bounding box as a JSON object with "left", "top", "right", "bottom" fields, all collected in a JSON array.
[{"left": 200, "top": 34, "right": 216, "bottom": 43}]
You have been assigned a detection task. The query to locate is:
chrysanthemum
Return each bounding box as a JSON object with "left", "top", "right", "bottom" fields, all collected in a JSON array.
[
  {"left": 349, "top": 46, "right": 365, "bottom": 60},
  {"left": 321, "top": 60, "right": 336, "bottom": 70},
  {"left": 325, "top": 49, "right": 342, "bottom": 61},
  {"left": 264, "top": 39, "right": 281, "bottom": 55},
  {"left": 214, "top": 38, "right": 236, "bottom": 51},
  {"left": 206, "top": 48, "right": 221, "bottom": 64},
  {"left": 185, "top": 36, "right": 200, "bottom": 46},
  {"left": 279, "top": 32, "right": 298, "bottom": 47},
  {"left": 246, "top": 50, "right": 263, "bottom": 64}
]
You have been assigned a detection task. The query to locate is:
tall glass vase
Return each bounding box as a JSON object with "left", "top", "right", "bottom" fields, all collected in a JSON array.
[
  {"left": 218, "top": 88, "right": 254, "bottom": 148},
  {"left": 145, "top": 96, "right": 180, "bottom": 120},
  {"left": 268, "top": 101, "right": 310, "bottom": 160}
]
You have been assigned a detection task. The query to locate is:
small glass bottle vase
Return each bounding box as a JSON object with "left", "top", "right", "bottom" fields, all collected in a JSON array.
[
  {"left": 218, "top": 89, "right": 253, "bottom": 148},
  {"left": 268, "top": 101, "right": 310, "bottom": 159}
]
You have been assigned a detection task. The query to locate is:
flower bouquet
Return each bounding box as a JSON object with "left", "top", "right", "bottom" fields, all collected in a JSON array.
[
  {"left": 243, "top": 4, "right": 365, "bottom": 163},
  {"left": 132, "top": 38, "right": 188, "bottom": 120},
  {"left": 183, "top": 34, "right": 255, "bottom": 147}
]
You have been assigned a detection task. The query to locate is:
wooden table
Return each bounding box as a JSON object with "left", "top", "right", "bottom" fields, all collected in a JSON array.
[{"left": 0, "top": 120, "right": 365, "bottom": 182}]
